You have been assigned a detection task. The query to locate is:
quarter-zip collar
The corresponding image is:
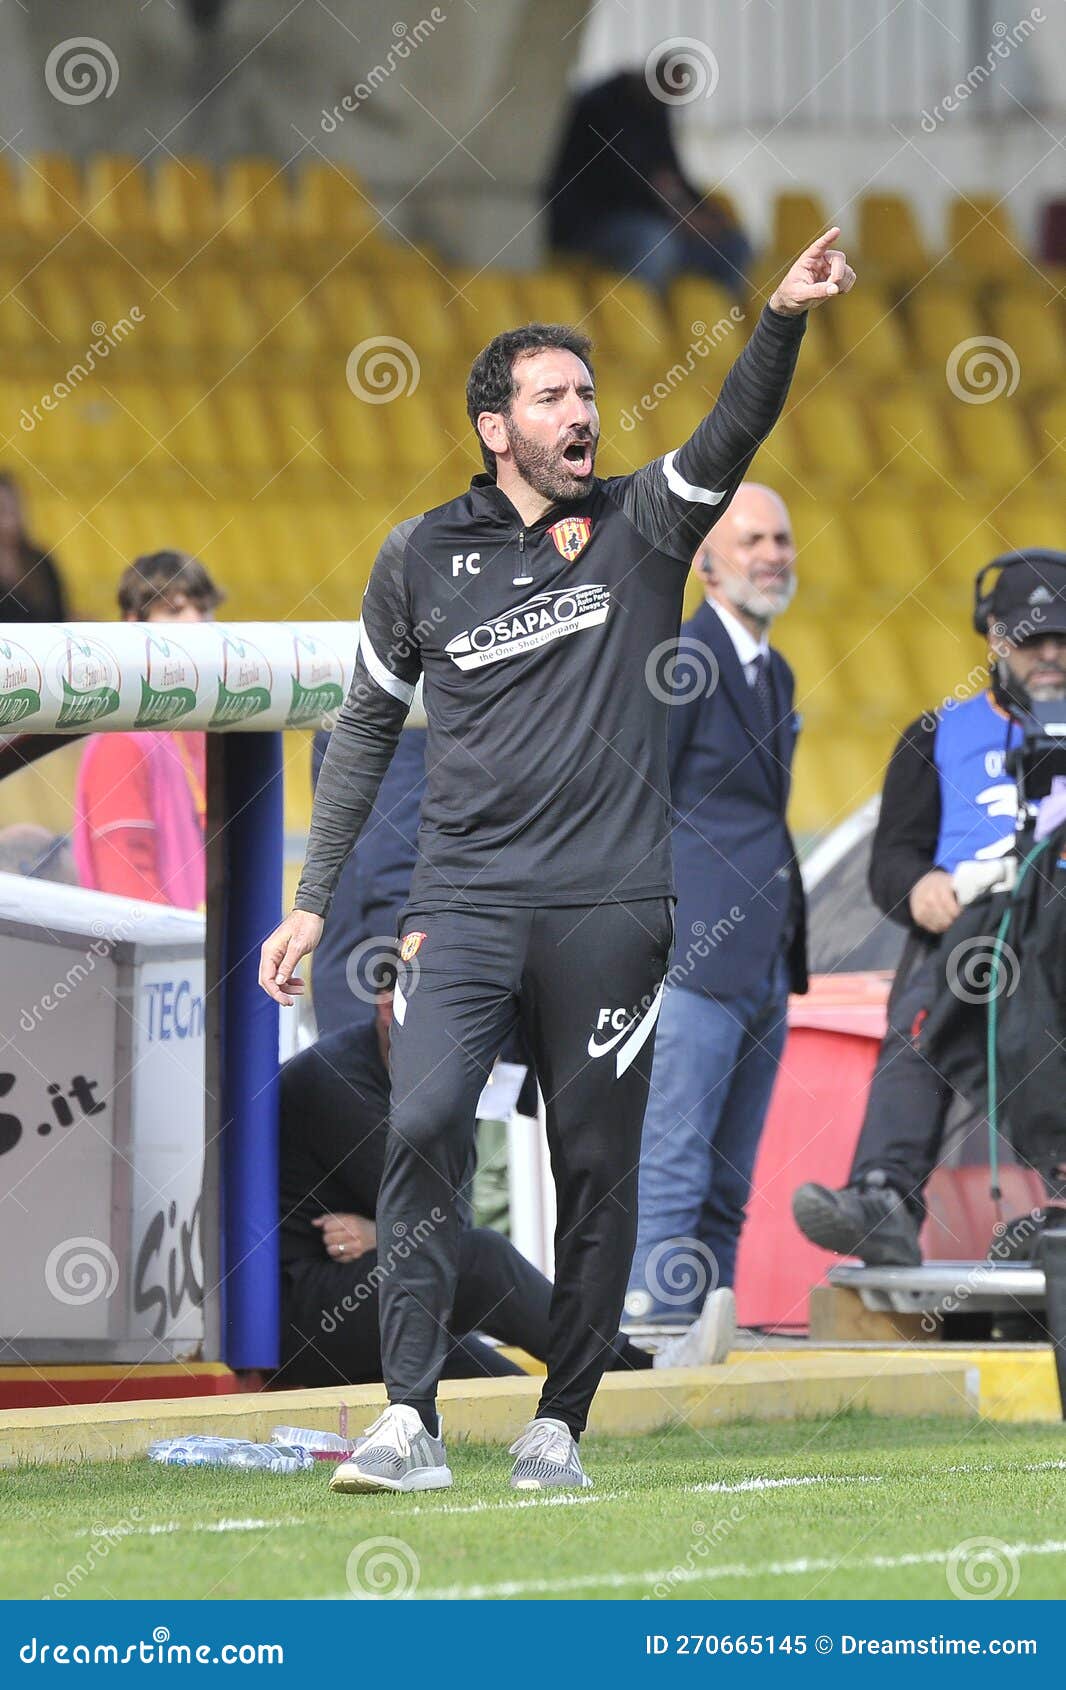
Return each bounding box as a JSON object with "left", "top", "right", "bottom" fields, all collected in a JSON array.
[{"left": 468, "top": 472, "right": 597, "bottom": 536}]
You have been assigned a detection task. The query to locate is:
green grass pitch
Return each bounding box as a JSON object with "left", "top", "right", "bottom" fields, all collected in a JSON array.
[{"left": 3, "top": 1414, "right": 1064, "bottom": 1601}]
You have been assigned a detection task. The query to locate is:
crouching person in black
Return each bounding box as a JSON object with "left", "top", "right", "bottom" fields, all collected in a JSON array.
[{"left": 275, "top": 992, "right": 707, "bottom": 1386}]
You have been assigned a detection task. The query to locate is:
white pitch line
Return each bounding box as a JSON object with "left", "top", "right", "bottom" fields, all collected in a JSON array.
[
  {"left": 415, "top": 1539, "right": 1066, "bottom": 1601},
  {"left": 404, "top": 1469, "right": 884, "bottom": 1518}
]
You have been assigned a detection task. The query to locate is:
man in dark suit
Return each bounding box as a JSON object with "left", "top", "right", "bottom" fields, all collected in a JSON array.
[{"left": 626, "top": 483, "right": 806, "bottom": 1345}]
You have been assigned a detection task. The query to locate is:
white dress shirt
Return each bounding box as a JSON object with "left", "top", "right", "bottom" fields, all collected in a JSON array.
[{"left": 709, "top": 598, "right": 770, "bottom": 686}]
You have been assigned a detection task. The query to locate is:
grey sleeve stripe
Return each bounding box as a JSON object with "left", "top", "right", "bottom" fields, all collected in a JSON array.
[
  {"left": 359, "top": 620, "right": 415, "bottom": 707},
  {"left": 661, "top": 450, "right": 728, "bottom": 505}
]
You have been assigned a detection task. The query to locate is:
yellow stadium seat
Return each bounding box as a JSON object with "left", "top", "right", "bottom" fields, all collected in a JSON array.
[
  {"left": 669, "top": 276, "right": 740, "bottom": 344},
  {"left": 906, "top": 284, "right": 985, "bottom": 373},
  {"left": 447, "top": 268, "right": 527, "bottom": 356},
  {"left": 772, "top": 613, "right": 842, "bottom": 724},
  {"left": 0, "top": 264, "right": 44, "bottom": 357},
  {"left": 858, "top": 193, "right": 930, "bottom": 285},
  {"left": 846, "top": 497, "right": 931, "bottom": 598},
  {"left": 219, "top": 156, "right": 293, "bottom": 247},
  {"left": 381, "top": 274, "right": 457, "bottom": 363},
  {"left": 924, "top": 500, "right": 1005, "bottom": 592},
  {"left": 584, "top": 274, "right": 673, "bottom": 374},
  {"left": 315, "top": 272, "right": 393, "bottom": 348},
  {"left": 211, "top": 383, "right": 279, "bottom": 477},
  {"left": 946, "top": 195, "right": 1026, "bottom": 281},
  {"left": 996, "top": 492, "right": 1065, "bottom": 554},
  {"left": 742, "top": 414, "right": 810, "bottom": 502},
  {"left": 188, "top": 266, "right": 261, "bottom": 356},
  {"left": 908, "top": 616, "right": 984, "bottom": 708},
  {"left": 320, "top": 388, "right": 394, "bottom": 482},
  {"left": 19, "top": 152, "right": 84, "bottom": 240},
  {"left": 785, "top": 497, "right": 856, "bottom": 607},
  {"left": 1031, "top": 396, "right": 1066, "bottom": 481},
  {"left": 830, "top": 616, "right": 922, "bottom": 724},
  {"left": 269, "top": 386, "right": 329, "bottom": 478},
  {"left": 0, "top": 157, "right": 23, "bottom": 235},
  {"left": 293, "top": 163, "right": 380, "bottom": 250},
  {"left": 790, "top": 391, "right": 879, "bottom": 492},
  {"left": 27, "top": 259, "right": 87, "bottom": 343},
  {"left": 152, "top": 157, "right": 220, "bottom": 246},
  {"left": 869, "top": 392, "right": 958, "bottom": 489},
  {"left": 162, "top": 378, "right": 233, "bottom": 477},
  {"left": 989, "top": 290, "right": 1066, "bottom": 390},
  {"left": 950, "top": 399, "right": 1034, "bottom": 493},
  {"left": 252, "top": 270, "right": 325, "bottom": 361},
  {"left": 518, "top": 268, "right": 588, "bottom": 329},
  {"left": 824, "top": 285, "right": 911, "bottom": 385},
  {"left": 771, "top": 191, "right": 831, "bottom": 263},
  {"left": 84, "top": 154, "right": 155, "bottom": 249}
]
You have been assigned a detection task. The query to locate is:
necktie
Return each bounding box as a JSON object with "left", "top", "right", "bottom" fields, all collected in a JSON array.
[{"left": 750, "top": 650, "right": 775, "bottom": 737}]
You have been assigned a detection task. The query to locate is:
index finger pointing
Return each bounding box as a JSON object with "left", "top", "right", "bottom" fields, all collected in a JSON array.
[{"left": 808, "top": 226, "right": 842, "bottom": 255}]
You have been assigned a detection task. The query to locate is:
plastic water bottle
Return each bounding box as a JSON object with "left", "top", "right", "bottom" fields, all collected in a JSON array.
[
  {"left": 147, "top": 1436, "right": 314, "bottom": 1472},
  {"left": 271, "top": 1425, "right": 353, "bottom": 1455}
]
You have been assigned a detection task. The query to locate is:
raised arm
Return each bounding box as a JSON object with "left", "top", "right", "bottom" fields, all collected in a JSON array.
[
  {"left": 259, "top": 517, "right": 423, "bottom": 1004},
  {"left": 610, "top": 228, "right": 856, "bottom": 560}
]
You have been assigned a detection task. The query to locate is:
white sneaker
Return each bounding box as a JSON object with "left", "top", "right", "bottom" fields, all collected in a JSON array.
[
  {"left": 653, "top": 1286, "right": 736, "bottom": 1369},
  {"left": 329, "top": 1405, "right": 452, "bottom": 1494},
  {"left": 509, "top": 1417, "right": 593, "bottom": 1490}
]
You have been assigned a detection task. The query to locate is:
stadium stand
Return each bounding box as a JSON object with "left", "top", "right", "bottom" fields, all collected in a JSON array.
[{"left": 1, "top": 154, "right": 1065, "bottom": 851}]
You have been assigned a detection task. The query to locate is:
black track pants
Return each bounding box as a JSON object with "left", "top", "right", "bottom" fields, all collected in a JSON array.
[{"left": 379, "top": 897, "right": 674, "bottom": 1434}]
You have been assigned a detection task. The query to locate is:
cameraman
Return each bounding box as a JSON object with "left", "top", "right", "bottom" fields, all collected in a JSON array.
[{"left": 793, "top": 550, "right": 1066, "bottom": 1265}]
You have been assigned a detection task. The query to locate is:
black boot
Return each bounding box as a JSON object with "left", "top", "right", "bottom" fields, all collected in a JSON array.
[{"left": 792, "top": 1178, "right": 922, "bottom": 1266}]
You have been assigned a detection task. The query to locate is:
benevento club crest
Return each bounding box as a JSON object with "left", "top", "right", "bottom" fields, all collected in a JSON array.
[
  {"left": 548, "top": 516, "right": 592, "bottom": 562},
  {"left": 399, "top": 931, "right": 426, "bottom": 962}
]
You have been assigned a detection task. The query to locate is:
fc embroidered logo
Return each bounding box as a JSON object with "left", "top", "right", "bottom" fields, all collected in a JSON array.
[
  {"left": 399, "top": 931, "right": 426, "bottom": 962},
  {"left": 548, "top": 516, "right": 592, "bottom": 563}
]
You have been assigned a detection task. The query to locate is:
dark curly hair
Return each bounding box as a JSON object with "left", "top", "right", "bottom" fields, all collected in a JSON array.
[{"left": 466, "top": 323, "right": 594, "bottom": 476}]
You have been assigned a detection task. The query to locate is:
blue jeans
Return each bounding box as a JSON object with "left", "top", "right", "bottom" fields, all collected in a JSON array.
[
  {"left": 563, "top": 211, "right": 752, "bottom": 298},
  {"left": 627, "top": 961, "right": 789, "bottom": 1319}
]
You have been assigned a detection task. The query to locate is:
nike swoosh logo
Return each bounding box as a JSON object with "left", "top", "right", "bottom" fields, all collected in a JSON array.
[{"left": 587, "top": 1020, "right": 637, "bottom": 1059}]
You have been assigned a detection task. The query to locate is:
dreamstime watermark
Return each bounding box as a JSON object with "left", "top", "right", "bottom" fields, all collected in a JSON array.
[
  {"left": 19, "top": 310, "right": 146, "bottom": 434},
  {"left": 45, "top": 1236, "right": 119, "bottom": 1307},
  {"left": 45, "top": 37, "right": 119, "bottom": 105},
  {"left": 946, "top": 1536, "right": 1021, "bottom": 1599},
  {"left": 645, "top": 37, "right": 720, "bottom": 105},
  {"left": 46, "top": 1512, "right": 146, "bottom": 1600},
  {"left": 946, "top": 934, "right": 1021, "bottom": 1004},
  {"left": 645, "top": 634, "right": 720, "bottom": 705},
  {"left": 920, "top": 11, "right": 1045, "bottom": 131},
  {"left": 19, "top": 909, "right": 146, "bottom": 1034},
  {"left": 345, "top": 936, "right": 422, "bottom": 1006},
  {"left": 644, "top": 1236, "right": 720, "bottom": 1308},
  {"left": 620, "top": 311, "right": 744, "bottom": 433},
  {"left": 321, "top": 1211, "right": 445, "bottom": 1333},
  {"left": 345, "top": 1536, "right": 421, "bottom": 1597},
  {"left": 321, "top": 10, "right": 446, "bottom": 131},
  {"left": 920, "top": 1212, "right": 1040, "bottom": 1332},
  {"left": 646, "top": 1507, "right": 746, "bottom": 1599},
  {"left": 946, "top": 336, "right": 1020, "bottom": 404},
  {"left": 346, "top": 336, "right": 421, "bottom": 403}
]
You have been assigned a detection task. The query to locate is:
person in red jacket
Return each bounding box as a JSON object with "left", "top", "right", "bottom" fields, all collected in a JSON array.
[{"left": 73, "top": 552, "right": 222, "bottom": 909}]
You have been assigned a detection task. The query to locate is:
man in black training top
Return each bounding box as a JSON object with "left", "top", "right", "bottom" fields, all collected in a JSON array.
[{"left": 260, "top": 229, "right": 856, "bottom": 1495}]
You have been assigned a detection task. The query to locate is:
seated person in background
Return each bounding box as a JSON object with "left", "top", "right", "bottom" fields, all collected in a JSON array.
[
  {"left": 73, "top": 552, "right": 222, "bottom": 910},
  {"left": 275, "top": 991, "right": 724, "bottom": 1387},
  {"left": 309, "top": 723, "right": 427, "bottom": 1038},
  {"left": 545, "top": 64, "right": 752, "bottom": 298},
  {"left": 0, "top": 471, "right": 67, "bottom": 623},
  {"left": 793, "top": 551, "right": 1066, "bottom": 1266}
]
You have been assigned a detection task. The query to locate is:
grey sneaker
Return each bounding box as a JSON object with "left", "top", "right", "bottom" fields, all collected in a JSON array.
[
  {"left": 654, "top": 1286, "right": 736, "bottom": 1369},
  {"left": 329, "top": 1405, "right": 452, "bottom": 1495},
  {"left": 509, "top": 1417, "right": 592, "bottom": 1491},
  {"left": 792, "top": 1180, "right": 922, "bottom": 1266}
]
